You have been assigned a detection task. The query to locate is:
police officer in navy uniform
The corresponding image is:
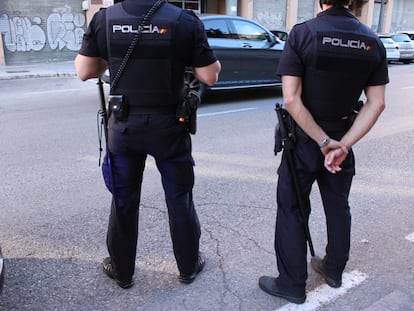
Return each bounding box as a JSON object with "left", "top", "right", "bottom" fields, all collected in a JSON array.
[
  {"left": 74, "top": 0, "right": 220, "bottom": 289},
  {"left": 259, "top": 0, "right": 388, "bottom": 304}
]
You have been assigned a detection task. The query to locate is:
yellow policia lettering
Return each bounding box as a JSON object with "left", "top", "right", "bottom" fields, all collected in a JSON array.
[
  {"left": 322, "top": 36, "right": 371, "bottom": 51},
  {"left": 112, "top": 24, "right": 168, "bottom": 34}
]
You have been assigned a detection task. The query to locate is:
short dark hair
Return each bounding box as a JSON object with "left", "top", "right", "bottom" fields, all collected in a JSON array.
[{"left": 320, "top": 0, "right": 352, "bottom": 7}]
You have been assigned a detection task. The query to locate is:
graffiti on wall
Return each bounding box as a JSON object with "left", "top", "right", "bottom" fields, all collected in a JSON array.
[
  {"left": 256, "top": 11, "right": 283, "bottom": 29},
  {"left": 0, "top": 8, "right": 85, "bottom": 53}
]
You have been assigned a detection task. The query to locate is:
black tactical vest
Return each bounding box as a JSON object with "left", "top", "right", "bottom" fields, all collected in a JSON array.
[
  {"left": 302, "top": 14, "right": 383, "bottom": 120},
  {"left": 106, "top": 3, "right": 184, "bottom": 111}
]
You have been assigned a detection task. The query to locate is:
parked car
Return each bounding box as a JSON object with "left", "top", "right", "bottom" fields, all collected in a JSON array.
[
  {"left": 103, "top": 15, "right": 284, "bottom": 96},
  {"left": 378, "top": 35, "right": 400, "bottom": 63},
  {"left": 390, "top": 33, "right": 414, "bottom": 64},
  {"left": 397, "top": 30, "right": 414, "bottom": 41},
  {"left": 0, "top": 246, "right": 4, "bottom": 294},
  {"left": 270, "top": 28, "right": 289, "bottom": 41},
  {"left": 187, "top": 14, "right": 284, "bottom": 95}
]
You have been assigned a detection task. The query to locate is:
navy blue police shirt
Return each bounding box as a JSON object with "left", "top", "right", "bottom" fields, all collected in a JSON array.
[
  {"left": 277, "top": 7, "right": 389, "bottom": 120},
  {"left": 78, "top": 0, "right": 217, "bottom": 69}
]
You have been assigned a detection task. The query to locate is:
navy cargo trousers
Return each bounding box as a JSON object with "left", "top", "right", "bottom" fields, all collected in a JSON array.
[
  {"left": 275, "top": 130, "right": 355, "bottom": 296},
  {"left": 102, "top": 113, "right": 200, "bottom": 280}
]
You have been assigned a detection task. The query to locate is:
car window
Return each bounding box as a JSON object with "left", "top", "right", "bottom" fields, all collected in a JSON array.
[
  {"left": 391, "top": 34, "right": 411, "bottom": 42},
  {"left": 203, "top": 19, "right": 232, "bottom": 39},
  {"left": 232, "top": 20, "right": 269, "bottom": 41},
  {"left": 275, "top": 31, "right": 288, "bottom": 41},
  {"left": 380, "top": 37, "right": 395, "bottom": 44}
]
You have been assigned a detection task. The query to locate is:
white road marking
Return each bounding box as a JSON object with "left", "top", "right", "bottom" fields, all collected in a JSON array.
[
  {"left": 405, "top": 232, "right": 414, "bottom": 242},
  {"left": 401, "top": 86, "right": 414, "bottom": 90},
  {"left": 199, "top": 107, "right": 256, "bottom": 117},
  {"left": 275, "top": 270, "right": 368, "bottom": 311}
]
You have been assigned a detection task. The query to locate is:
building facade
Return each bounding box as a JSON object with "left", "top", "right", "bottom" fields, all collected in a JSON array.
[{"left": 0, "top": 0, "right": 413, "bottom": 65}]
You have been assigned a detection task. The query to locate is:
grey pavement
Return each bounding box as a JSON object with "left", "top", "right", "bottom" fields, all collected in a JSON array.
[
  {"left": 0, "top": 61, "right": 76, "bottom": 80},
  {"left": 1, "top": 61, "right": 414, "bottom": 311}
]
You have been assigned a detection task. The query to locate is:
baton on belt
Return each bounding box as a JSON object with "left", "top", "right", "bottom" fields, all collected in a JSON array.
[
  {"left": 275, "top": 103, "right": 315, "bottom": 257},
  {"left": 97, "top": 77, "right": 120, "bottom": 210}
]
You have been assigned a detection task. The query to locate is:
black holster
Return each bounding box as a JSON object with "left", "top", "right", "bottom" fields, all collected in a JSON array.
[
  {"left": 176, "top": 89, "right": 200, "bottom": 134},
  {"left": 274, "top": 107, "right": 296, "bottom": 155},
  {"left": 274, "top": 122, "right": 283, "bottom": 154},
  {"left": 108, "top": 94, "right": 128, "bottom": 122}
]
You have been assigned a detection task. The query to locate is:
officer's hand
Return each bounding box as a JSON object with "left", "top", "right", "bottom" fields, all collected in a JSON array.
[
  {"left": 324, "top": 145, "right": 348, "bottom": 174},
  {"left": 320, "top": 139, "right": 345, "bottom": 156}
]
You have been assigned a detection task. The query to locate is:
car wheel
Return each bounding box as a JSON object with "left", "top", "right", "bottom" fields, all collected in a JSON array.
[
  {"left": 184, "top": 70, "right": 207, "bottom": 99},
  {"left": 0, "top": 246, "right": 4, "bottom": 294},
  {"left": 403, "top": 60, "right": 411, "bottom": 64}
]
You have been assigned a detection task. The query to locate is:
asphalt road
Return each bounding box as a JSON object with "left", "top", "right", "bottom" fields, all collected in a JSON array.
[{"left": 0, "top": 63, "right": 413, "bottom": 310}]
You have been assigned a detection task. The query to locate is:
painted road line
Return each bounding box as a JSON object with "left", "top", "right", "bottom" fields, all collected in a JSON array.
[
  {"left": 405, "top": 232, "right": 414, "bottom": 242},
  {"left": 401, "top": 86, "right": 414, "bottom": 90},
  {"left": 199, "top": 107, "right": 257, "bottom": 117},
  {"left": 275, "top": 270, "right": 368, "bottom": 311}
]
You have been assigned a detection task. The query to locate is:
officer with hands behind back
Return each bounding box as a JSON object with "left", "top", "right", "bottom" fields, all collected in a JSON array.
[
  {"left": 259, "top": 0, "right": 388, "bottom": 304},
  {"left": 74, "top": 0, "right": 220, "bottom": 289}
]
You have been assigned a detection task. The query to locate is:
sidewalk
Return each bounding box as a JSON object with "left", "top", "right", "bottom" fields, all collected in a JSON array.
[{"left": 0, "top": 61, "right": 76, "bottom": 80}]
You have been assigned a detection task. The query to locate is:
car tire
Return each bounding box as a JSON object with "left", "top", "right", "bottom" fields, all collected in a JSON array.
[
  {"left": 403, "top": 60, "right": 412, "bottom": 64},
  {"left": 184, "top": 70, "right": 207, "bottom": 99}
]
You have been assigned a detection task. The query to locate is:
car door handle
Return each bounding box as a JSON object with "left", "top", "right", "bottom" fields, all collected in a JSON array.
[{"left": 242, "top": 43, "right": 252, "bottom": 48}]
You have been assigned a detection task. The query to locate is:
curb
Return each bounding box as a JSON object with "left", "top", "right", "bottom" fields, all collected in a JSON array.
[
  {"left": 0, "top": 72, "right": 77, "bottom": 80},
  {"left": 0, "top": 62, "right": 76, "bottom": 80}
]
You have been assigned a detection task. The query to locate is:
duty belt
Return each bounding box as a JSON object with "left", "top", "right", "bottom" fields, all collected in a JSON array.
[
  {"left": 316, "top": 116, "right": 350, "bottom": 132},
  {"left": 128, "top": 105, "right": 177, "bottom": 115}
]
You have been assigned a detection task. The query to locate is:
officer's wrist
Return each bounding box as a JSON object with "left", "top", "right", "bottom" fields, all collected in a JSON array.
[
  {"left": 340, "top": 141, "right": 351, "bottom": 152},
  {"left": 318, "top": 137, "right": 330, "bottom": 148}
]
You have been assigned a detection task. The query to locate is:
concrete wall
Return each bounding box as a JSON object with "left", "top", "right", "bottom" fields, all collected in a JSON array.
[
  {"left": 297, "top": 0, "right": 316, "bottom": 23},
  {"left": 253, "top": 0, "right": 287, "bottom": 30},
  {"left": 0, "top": 33, "right": 4, "bottom": 65},
  {"left": 240, "top": 0, "right": 405, "bottom": 32},
  {"left": 389, "top": 0, "right": 414, "bottom": 32},
  {"left": 1, "top": 0, "right": 413, "bottom": 66}
]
